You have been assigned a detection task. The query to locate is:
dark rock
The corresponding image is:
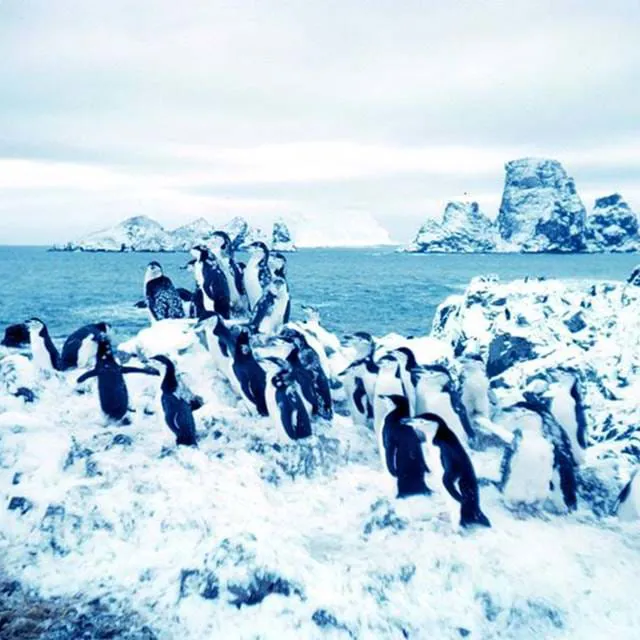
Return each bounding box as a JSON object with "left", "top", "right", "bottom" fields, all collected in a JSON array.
[
  {"left": 487, "top": 333, "right": 537, "bottom": 378},
  {"left": 458, "top": 628, "right": 471, "bottom": 637},
  {"left": 8, "top": 496, "right": 33, "bottom": 515},
  {"left": 14, "top": 387, "right": 36, "bottom": 403},
  {"left": 111, "top": 434, "right": 133, "bottom": 447},
  {"left": 564, "top": 312, "right": 587, "bottom": 334},
  {"left": 363, "top": 499, "right": 408, "bottom": 537},
  {"left": 228, "top": 571, "right": 303, "bottom": 608},
  {"left": 12, "top": 472, "right": 22, "bottom": 485},
  {"left": 200, "top": 573, "right": 220, "bottom": 600},
  {"left": 1, "top": 323, "right": 30, "bottom": 348},
  {"left": 179, "top": 569, "right": 201, "bottom": 599}
]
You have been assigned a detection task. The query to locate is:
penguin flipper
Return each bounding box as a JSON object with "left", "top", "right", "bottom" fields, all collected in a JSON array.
[
  {"left": 77, "top": 369, "right": 98, "bottom": 384},
  {"left": 177, "top": 288, "right": 193, "bottom": 302},
  {"left": 121, "top": 366, "right": 160, "bottom": 376},
  {"left": 251, "top": 293, "right": 273, "bottom": 333},
  {"left": 134, "top": 299, "right": 148, "bottom": 309},
  {"left": 442, "top": 472, "right": 463, "bottom": 503},
  {"left": 353, "top": 381, "right": 368, "bottom": 415}
]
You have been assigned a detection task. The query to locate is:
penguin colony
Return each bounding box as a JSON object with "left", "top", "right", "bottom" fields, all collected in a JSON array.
[{"left": 6, "top": 238, "right": 639, "bottom": 531}]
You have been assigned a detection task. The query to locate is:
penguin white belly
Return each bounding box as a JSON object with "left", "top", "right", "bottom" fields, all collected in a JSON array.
[
  {"left": 244, "top": 263, "right": 262, "bottom": 310},
  {"left": 618, "top": 473, "right": 640, "bottom": 522},
  {"left": 76, "top": 336, "right": 98, "bottom": 369},
  {"left": 503, "top": 432, "right": 554, "bottom": 506},
  {"left": 264, "top": 378, "right": 284, "bottom": 439},
  {"left": 193, "top": 262, "right": 205, "bottom": 288},
  {"left": 259, "top": 295, "right": 288, "bottom": 335},
  {"left": 30, "top": 333, "right": 53, "bottom": 371},
  {"left": 550, "top": 391, "right": 584, "bottom": 464},
  {"left": 219, "top": 259, "right": 240, "bottom": 305},
  {"left": 423, "top": 443, "right": 460, "bottom": 530},
  {"left": 462, "top": 369, "right": 490, "bottom": 419},
  {"left": 399, "top": 368, "right": 416, "bottom": 416},
  {"left": 373, "top": 372, "right": 403, "bottom": 468}
]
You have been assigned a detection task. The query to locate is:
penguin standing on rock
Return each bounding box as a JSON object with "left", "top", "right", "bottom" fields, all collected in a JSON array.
[
  {"left": 392, "top": 346, "right": 418, "bottom": 416},
  {"left": 190, "top": 246, "right": 231, "bottom": 319},
  {"left": 339, "top": 333, "right": 379, "bottom": 425},
  {"left": 150, "top": 355, "right": 201, "bottom": 446},
  {"left": 143, "top": 262, "right": 186, "bottom": 321},
  {"left": 269, "top": 253, "right": 291, "bottom": 323},
  {"left": 251, "top": 278, "right": 290, "bottom": 335},
  {"left": 373, "top": 355, "right": 404, "bottom": 466},
  {"left": 232, "top": 329, "right": 268, "bottom": 416},
  {"left": 381, "top": 395, "right": 430, "bottom": 498},
  {"left": 210, "top": 231, "right": 246, "bottom": 311},
  {"left": 77, "top": 334, "right": 159, "bottom": 423},
  {"left": 402, "top": 412, "right": 491, "bottom": 529},
  {"left": 258, "top": 357, "right": 312, "bottom": 440},
  {"left": 244, "top": 242, "right": 272, "bottom": 311},
  {"left": 60, "top": 322, "right": 111, "bottom": 370},
  {"left": 280, "top": 327, "right": 333, "bottom": 420},
  {"left": 25, "top": 318, "right": 61, "bottom": 373}
]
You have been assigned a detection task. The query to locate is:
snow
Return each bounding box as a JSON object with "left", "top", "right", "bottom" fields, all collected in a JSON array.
[{"left": 2, "top": 279, "right": 640, "bottom": 637}]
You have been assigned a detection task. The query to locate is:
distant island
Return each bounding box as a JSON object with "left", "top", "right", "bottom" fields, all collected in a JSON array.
[{"left": 403, "top": 158, "right": 639, "bottom": 254}]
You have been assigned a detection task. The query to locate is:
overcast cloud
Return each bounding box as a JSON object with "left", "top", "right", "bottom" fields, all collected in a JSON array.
[{"left": 1, "top": 0, "right": 639, "bottom": 244}]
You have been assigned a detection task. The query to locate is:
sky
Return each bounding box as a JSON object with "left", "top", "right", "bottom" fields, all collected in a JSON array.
[{"left": 0, "top": 0, "right": 639, "bottom": 245}]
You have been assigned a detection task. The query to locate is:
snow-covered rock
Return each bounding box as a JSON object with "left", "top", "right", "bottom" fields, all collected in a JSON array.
[
  {"left": 585, "top": 194, "right": 640, "bottom": 252},
  {"left": 53, "top": 216, "right": 175, "bottom": 252},
  {"left": 497, "top": 158, "right": 588, "bottom": 252},
  {"left": 171, "top": 218, "right": 216, "bottom": 251},
  {"left": 271, "top": 219, "right": 296, "bottom": 252},
  {"left": 406, "top": 201, "right": 498, "bottom": 253},
  {"left": 219, "top": 217, "right": 268, "bottom": 251},
  {"left": 2, "top": 291, "right": 640, "bottom": 637}
]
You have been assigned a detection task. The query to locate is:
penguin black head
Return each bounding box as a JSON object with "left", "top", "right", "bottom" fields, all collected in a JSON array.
[
  {"left": 150, "top": 354, "right": 173, "bottom": 369},
  {"left": 190, "top": 245, "right": 210, "bottom": 261},
  {"left": 95, "top": 321, "right": 111, "bottom": 335},
  {"left": 380, "top": 394, "right": 410, "bottom": 414},
  {"left": 392, "top": 346, "right": 417, "bottom": 369},
  {"left": 401, "top": 412, "right": 446, "bottom": 437},
  {"left": 146, "top": 261, "right": 163, "bottom": 276},
  {"left": 269, "top": 252, "right": 287, "bottom": 276},
  {"left": 25, "top": 317, "right": 46, "bottom": 333},
  {"left": 269, "top": 278, "right": 287, "bottom": 295},
  {"left": 211, "top": 231, "right": 232, "bottom": 252},
  {"left": 248, "top": 241, "right": 269, "bottom": 257}
]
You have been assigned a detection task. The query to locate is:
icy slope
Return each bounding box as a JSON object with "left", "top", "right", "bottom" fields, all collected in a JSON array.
[{"left": 2, "top": 318, "right": 640, "bottom": 638}]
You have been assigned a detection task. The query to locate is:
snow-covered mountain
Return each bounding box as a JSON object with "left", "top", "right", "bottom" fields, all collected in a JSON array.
[
  {"left": 171, "top": 217, "right": 216, "bottom": 251},
  {"left": 497, "top": 158, "right": 587, "bottom": 252},
  {"left": 406, "top": 201, "right": 498, "bottom": 253},
  {"left": 272, "top": 219, "right": 296, "bottom": 252},
  {"left": 405, "top": 158, "right": 639, "bottom": 254},
  {"left": 52, "top": 215, "right": 176, "bottom": 252},
  {"left": 585, "top": 194, "right": 640, "bottom": 252}
]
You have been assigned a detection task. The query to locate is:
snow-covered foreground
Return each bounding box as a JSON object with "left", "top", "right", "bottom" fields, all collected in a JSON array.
[{"left": 2, "top": 297, "right": 640, "bottom": 638}]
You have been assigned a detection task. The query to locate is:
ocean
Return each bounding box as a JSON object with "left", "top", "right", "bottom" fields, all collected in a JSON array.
[{"left": 1, "top": 245, "right": 639, "bottom": 343}]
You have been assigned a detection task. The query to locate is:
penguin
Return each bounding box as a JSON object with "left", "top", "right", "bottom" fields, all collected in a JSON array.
[
  {"left": 143, "top": 262, "right": 186, "bottom": 321},
  {"left": 25, "top": 318, "right": 61, "bottom": 372},
  {"left": 402, "top": 412, "right": 491, "bottom": 529},
  {"left": 60, "top": 322, "right": 111, "bottom": 370},
  {"left": 617, "top": 469, "right": 640, "bottom": 521},
  {"left": 372, "top": 355, "right": 404, "bottom": 467},
  {"left": 77, "top": 334, "right": 159, "bottom": 422},
  {"left": 244, "top": 242, "right": 272, "bottom": 311},
  {"left": 258, "top": 357, "right": 312, "bottom": 440},
  {"left": 543, "top": 368, "right": 588, "bottom": 465},
  {"left": 299, "top": 305, "right": 345, "bottom": 373},
  {"left": 391, "top": 346, "right": 418, "bottom": 416},
  {"left": 150, "top": 355, "right": 200, "bottom": 446},
  {"left": 210, "top": 231, "right": 246, "bottom": 311},
  {"left": 412, "top": 364, "right": 475, "bottom": 447},
  {"left": 279, "top": 328, "right": 333, "bottom": 420},
  {"left": 194, "top": 313, "right": 244, "bottom": 399},
  {"left": 496, "top": 403, "right": 555, "bottom": 508},
  {"left": 269, "top": 252, "right": 291, "bottom": 323},
  {"left": 2, "top": 323, "right": 30, "bottom": 348},
  {"left": 190, "top": 245, "right": 231, "bottom": 319},
  {"left": 232, "top": 329, "right": 268, "bottom": 416},
  {"left": 381, "top": 395, "right": 430, "bottom": 498},
  {"left": 251, "top": 278, "right": 290, "bottom": 335},
  {"left": 518, "top": 390, "right": 578, "bottom": 512},
  {"left": 340, "top": 333, "right": 379, "bottom": 423}
]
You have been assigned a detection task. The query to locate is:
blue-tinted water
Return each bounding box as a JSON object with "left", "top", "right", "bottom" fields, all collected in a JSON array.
[{"left": 1, "top": 246, "right": 638, "bottom": 343}]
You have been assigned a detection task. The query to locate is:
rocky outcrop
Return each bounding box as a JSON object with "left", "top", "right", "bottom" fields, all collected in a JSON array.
[
  {"left": 272, "top": 219, "right": 296, "bottom": 252},
  {"left": 585, "top": 194, "right": 640, "bottom": 252},
  {"left": 497, "top": 158, "right": 587, "bottom": 252},
  {"left": 406, "top": 201, "right": 498, "bottom": 253},
  {"left": 171, "top": 218, "right": 216, "bottom": 251}
]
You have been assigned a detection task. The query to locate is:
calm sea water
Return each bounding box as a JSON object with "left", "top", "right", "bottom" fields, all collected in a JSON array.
[{"left": 1, "top": 246, "right": 638, "bottom": 344}]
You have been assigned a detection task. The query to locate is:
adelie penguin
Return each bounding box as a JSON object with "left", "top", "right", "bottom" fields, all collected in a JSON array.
[
  {"left": 232, "top": 329, "right": 268, "bottom": 416},
  {"left": 151, "top": 355, "right": 202, "bottom": 446},
  {"left": 251, "top": 278, "right": 290, "bottom": 335},
  {"left": 190, "top": 245, "right": 231, "bottom": 319},
  {"left": 142, "top": 262, "right": 186, "bottom": 321},
  {"left": 402, "top": 412, "right": 490, "bottom": 530},
  {"left": 258, "top": 357, "right": 312, "bottom": 441},
  {"left": 60, "top": 322, "right": 111, "bottom": 370},
  {"left": 25, "top": 318, "right": 62, "bottom": 373},
  {"left": 244, "top": 242, "right": 272, "bottom": 311},
  {"left": 381, "top": 395, "right": 430, "bottom": 499},
  {"left": 210, "top": 231, "right": 246, "bottom": 311},
  {"left": 77, "top": 333, "right": 159, "bottom": 423}
]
